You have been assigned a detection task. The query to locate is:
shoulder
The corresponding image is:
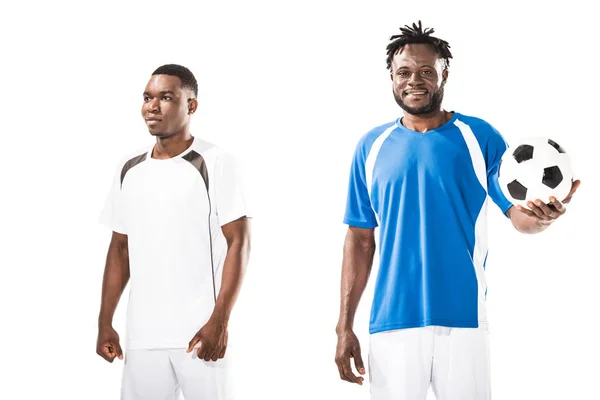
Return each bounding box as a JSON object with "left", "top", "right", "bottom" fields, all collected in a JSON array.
[
  {"left": 190, "top": 137, "right": 230, "bottom": 158},
  {"left": 190, "top": 138, "right": 241, "bottom": 170},
  {"left": 453, "top": 111, "right": 509, "bottom": 152},
  {"left": 354, "top": 120, "right": 398, "bottom": 156},
  {"left": 190, "top": 137, "right": 219, "bottom": 156},
  {"left": 113, "top": 144, "right": 152, "bottom": 172},
  {"left": 453, "top": 112, "right": 511, "bottom": 169},
  {"left": 453, "top": 112, "right": 505, "bottom": 141},
  {"left": 107, "top": 145, "right": 152, "bottom": 186}
]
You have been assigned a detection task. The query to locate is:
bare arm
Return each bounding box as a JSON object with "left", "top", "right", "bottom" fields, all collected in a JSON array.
[
  {"left": 212, "top": 216, "right": 251, "bottom": 323},
  {"left": 187, "top": 216, "right": 251, "bottom": 361},
  {"left": 96, "top": 231, "right": 129, "bottom": 362},
  {"left": 336, "top": 226, "right": 376, "bottom": 332},
  {"left": 335, "top": 226, "right": 376, "bottom": 385}
]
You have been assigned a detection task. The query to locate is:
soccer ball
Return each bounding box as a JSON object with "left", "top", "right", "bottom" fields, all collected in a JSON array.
[{"left": 497, "top": 137, "right": 574, "bottom": 209}]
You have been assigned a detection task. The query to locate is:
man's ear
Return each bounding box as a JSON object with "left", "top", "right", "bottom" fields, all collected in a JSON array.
[{"left": 188, "top": 98, "right": 198, "bottom": 115}]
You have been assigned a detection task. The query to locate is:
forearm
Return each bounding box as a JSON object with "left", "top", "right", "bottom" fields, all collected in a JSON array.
[
  {"left": 98, "top": 235, "right": 130, "bottom": 327},
  {"left": 336, "top": 228, "right": 375, "bottom": 333},
  {"left": 211, "top": 235, "right": 250, "bottom": 323}
]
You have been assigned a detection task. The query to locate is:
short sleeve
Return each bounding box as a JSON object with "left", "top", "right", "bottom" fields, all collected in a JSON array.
[
  {"left": 486, "top": 129, "right": 514, "bottom": 217},
  {"left": 214, "top": 152, "right": 251, "bottom": 226},
  {"left": 99, "top": 163, "right": 128, "bottom": 234},
  {"left": 343, "top": 140, "right": 378, "bottom": 228}
]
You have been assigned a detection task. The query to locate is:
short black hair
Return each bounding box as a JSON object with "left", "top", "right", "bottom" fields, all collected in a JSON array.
[
  {"left": 152, "top": 64, "right": 198, "bottom": 97},
  {"left": 385, "top": 21, "right": 453, "bottom": 73}
]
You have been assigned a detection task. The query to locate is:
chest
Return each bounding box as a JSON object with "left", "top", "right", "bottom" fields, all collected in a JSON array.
[
  {"left": 121, "top": 162, "right": 211, "bottom": 225},
  {"left": 372, "top": 133, "right": 483, "bottom": 189}
]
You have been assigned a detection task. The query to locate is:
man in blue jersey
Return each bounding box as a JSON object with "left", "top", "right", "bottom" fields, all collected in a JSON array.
[{"left": 334, "top": 21, "right": 580, "bottom": 400}]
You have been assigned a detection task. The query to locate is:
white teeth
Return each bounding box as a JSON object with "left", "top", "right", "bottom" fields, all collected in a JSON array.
[{"left": 407, "top": 91, "right": 426, "bottom": 95}]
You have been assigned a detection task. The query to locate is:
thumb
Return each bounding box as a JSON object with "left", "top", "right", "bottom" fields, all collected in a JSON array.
[
  {"left": 114, "top": 341, "right": 124, "bottom": 360},
  {"left": 353, "top": 349, "right": 365, "bottom": 375},
  {"left": 187, "top": 336, "right": 201, "bottom": 353},
  {"left": 564, "top": 179, "right": 581, "bottom": 202}
]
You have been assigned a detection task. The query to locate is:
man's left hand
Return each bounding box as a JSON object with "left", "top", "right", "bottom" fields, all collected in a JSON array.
[
  {"left": 516, "top": 179, "right": 581, "bottom": 222},
  {"left": 186, "top": 317, "right": 228, "bottom": 362}
]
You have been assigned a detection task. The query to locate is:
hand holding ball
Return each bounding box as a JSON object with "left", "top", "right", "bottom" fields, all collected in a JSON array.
[{"left": 497, "top": 137, "right": 575, "bottom": 210}]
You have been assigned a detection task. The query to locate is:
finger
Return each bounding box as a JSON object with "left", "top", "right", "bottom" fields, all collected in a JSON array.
[
  {"left": 205, "top": 346, "right": 218, "bottom": 362},
  {"left": 549, "top": 197, "right": 566, "bottom": 214},
  {"left": 99, "top": 343, "right": 116, "bottom": 362},
  {"left": 197, "top": 344, "right": 211, "bottom": 361},
  {"left": 563, "top": 180, "right": 581, "bottom": 204},
  {"left": 341, "top": 356, "right": 362, "bottom": 385},
  {"left": 335, "top": 358, "right": 348, "bottom": 382},
  {"left": 114, "top": 341, "right": 124, "bottom": 360},
  {"left": 340, "top": 358, "right": 354, "bottom": 383},
  {"left": 217, "top": 334, "right": 227, "bottom": 359},
  {"left": 97, "top": 346, "right": 111, "bottom": 362},
  {"left": 516, "top": 204, "right": 536, "bottom": 217},
  {"left": 563, "top": 179, "right": 581, "bottom": 204},
  {"left": 527, "top": 201, "right": 549, "bottom": 220},
  {"left": 187, "top": 336, "right": 201, "bottom": 353},
  {"left": 352, "top": 348, "right": 366, "bottom": 376},
  {"left": 205, "top": 345, "right": 220, "bottom": 362},
  {"left": 195, "top": 345, "right": 204, "bottom": 359},
  {"left": 533, "top": 200, "right": 558, "bottom": 218}
]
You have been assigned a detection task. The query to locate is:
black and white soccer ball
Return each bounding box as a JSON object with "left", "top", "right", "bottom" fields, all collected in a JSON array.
[{"left": 497, "top": 137, "right": 574, "bottom": 209}]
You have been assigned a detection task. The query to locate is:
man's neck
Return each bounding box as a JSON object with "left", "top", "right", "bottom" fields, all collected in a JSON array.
[
  {"left": 152, "top": 132, "right": 194, "bottom": 159},
  {"left": 401, "top": 110, "right": 451, "bottom": 133}
]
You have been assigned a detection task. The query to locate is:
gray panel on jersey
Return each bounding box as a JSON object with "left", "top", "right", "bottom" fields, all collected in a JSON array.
[
  {"left": 120, "top": 152, "right": 148, "bottom": 188},
  {"left": 182, "top": 150, "right": 209, "bottom": 191}
]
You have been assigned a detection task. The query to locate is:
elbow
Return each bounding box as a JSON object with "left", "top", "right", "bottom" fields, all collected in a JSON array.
[
  {"left": 346, "top": 227, "right": 376, "bottom": 254},
  {"left": 226, "top": 233, "right": 251, "bottom": 261},
  {"left": 240, "top": 235, "right": 251, "bottom": 260},
  {"left": 228, "top": 231, "right": 250, "bottom": 250},
  {"left": 359, "top": 238, "right": 376, "bottom": 254}
]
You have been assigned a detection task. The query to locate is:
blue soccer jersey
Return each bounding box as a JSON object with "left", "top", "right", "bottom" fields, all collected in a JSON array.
[{"left": 344, "top": 112, "right": 514, "bottom": 334}]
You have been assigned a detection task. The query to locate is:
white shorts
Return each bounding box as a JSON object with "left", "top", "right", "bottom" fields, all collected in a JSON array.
[
  {"left": 369, "top": 326, "right": 490, "bottom": 400},
  {"left": 120, "top": 348, "right": 232, "bottom": 400}
]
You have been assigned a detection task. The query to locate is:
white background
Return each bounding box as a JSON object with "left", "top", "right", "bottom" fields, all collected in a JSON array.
[{"left": 1, "top": 0, "right": 599, "bottom": 399}]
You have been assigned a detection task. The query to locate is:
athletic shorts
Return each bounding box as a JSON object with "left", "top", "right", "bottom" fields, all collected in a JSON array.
[
  {"left": 120, "top": 348, "right": 232, "bottom": 400},
  {"left": 369, "top": 326, "right": 490, "bottom": 400}
]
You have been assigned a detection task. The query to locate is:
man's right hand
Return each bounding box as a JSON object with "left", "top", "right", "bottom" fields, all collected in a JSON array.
[
  {"left": 335, "top": 329, "right": 366, "bottom": 385},
  {"left": 96, "top": 325, "right": 123, "bottom": 363}
]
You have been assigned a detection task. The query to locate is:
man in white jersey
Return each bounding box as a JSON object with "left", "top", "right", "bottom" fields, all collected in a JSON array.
[
  {"left": 334, "top": 22, "right": 580, "bottom": 399},
  {"left": 96, "top": 64, "right": 251, "bottom": 400}
]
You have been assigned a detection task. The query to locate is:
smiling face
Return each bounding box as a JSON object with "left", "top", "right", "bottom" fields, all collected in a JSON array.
[
  {"left": 141, "top": 74, "right": 196, "bottom": 138},
  {"left": 391, "top": 43, "right": 448, "bottom": 115}
]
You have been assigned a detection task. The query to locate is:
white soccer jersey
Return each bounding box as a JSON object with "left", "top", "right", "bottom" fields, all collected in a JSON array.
[{"left": 100, "top": 137, "right": 250, "bottom": 350}]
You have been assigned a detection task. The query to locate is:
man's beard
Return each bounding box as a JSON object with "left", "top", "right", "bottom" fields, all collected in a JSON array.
[{"left": 394, "top": 86, "right": 445, "bottom": 115}]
